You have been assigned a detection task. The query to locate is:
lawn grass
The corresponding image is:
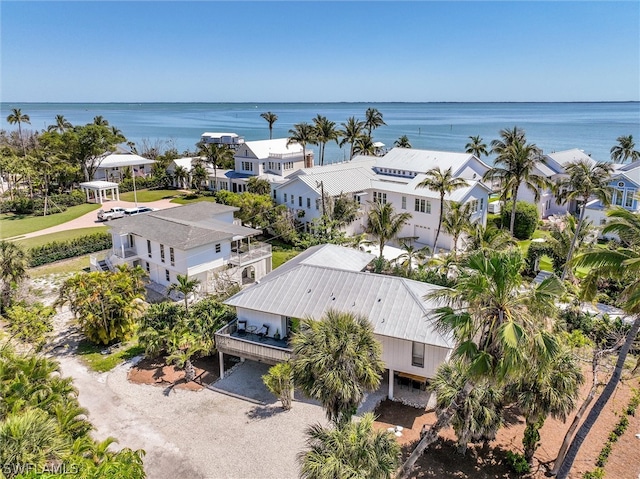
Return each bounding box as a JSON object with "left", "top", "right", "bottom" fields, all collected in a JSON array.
[
  {"left": 76, "top": 339, "right": 144, "bottom": 372},
  {"left": 272, "top": 250, "right": 301, "bottom": 269},
  {"left": 15, "top": 226, "right": 107, "bottom": 249},
  {"left": 119, "top": 189, "right": 179, "bottom": 203},
  {"left": 28, "top": 253, "right": 95, "bottom": 278},
  {"left": 170, "top": 195, "right": 217, "bottom": 205},
  {"left": 0, "top": 204, "right": 101, "bottom": 239}
]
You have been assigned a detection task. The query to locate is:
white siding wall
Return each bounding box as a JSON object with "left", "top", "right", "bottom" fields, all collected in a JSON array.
[
  {"left": 378, "top": 335, "right": 451, "bottom": 378},
  {"left": 186, "top": 241, "right": 231, "bottom": 274},
  {"left": 275, "top": 181, "right": 323, "bottom": 223},
  {"left": 236, "top": 308, "right": 285, "bottom": 338}
]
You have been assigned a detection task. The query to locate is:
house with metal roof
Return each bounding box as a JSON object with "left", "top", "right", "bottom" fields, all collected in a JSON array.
[
  {"left": 273, "top": 148, "right": 492, "bottom": 252},
  {"left": 214, "top": 244, "right": 455, "bottom": 400},
  {"left": 103, "top": 202, "right": 272, "bottom": 292},
  {"left": 94, "top": 152, "right": 156, "bottom": 182}
]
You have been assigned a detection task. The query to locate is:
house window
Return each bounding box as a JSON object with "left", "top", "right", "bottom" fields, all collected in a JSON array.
[
  {"left": 170, "top": 247, "right": 175, "bottom": 266},
  {"left": 373, "top": 191, "right": 387, "bottom": 204},
  {"left": 241, "top": 161, "right": 253, "bottom": 171},
  {"left": 426, "top": 200, "right": 431, "bottom": 214},
  {"left": 145, "top": 262, "right": 150, "bottom": 273},
  {"left": 480, "top": 198, "right": 484, "bottom": 210},
  {"left": 614, "top": 189, "right": 623, "bottom": 206},
  {"left": 273, "top": 190, "right": 277, "bottom": 200},
  {"left": 307, "top": 197, "right": 311, "bottom": 209},
  {"left": 298, "top": 196, "right": 302, "bottom": 207},
  {"left": 215, "top": 244, "right": 221, "bottom": 253},
  {"left": 147, "top": 240, "right": 152, "bottom": 258},
  {"left": 401, "top": 196, "right": 406, "bottom": 209},
  {"left": 291, "top": 195, "right": 294, "bottom": 204},
  {"left": 160, "top": 244, "right": 165, "bottom": 263},
  {"left": 284, "top": 193, "right": 288, "bottom": 202},
  {"left": 415, "top": 198, "right": 428, "bottom": 213},
  {"left": 315, "top": 199, "right": 320, "bottom": 210},
  {"left": 625, "top": 191, "right": 634, "bottom": 208},
  {"left": 165, "top": 269, "right": 170, "bottom": 282},
  {"left": 412, "top": 342, "right": 425, "bottom": 368}
]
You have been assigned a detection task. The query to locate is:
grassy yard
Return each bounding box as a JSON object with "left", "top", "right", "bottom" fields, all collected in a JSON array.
[
  {"left": 76, "top": 339, "right": 145, "bottom": 372},
  {"left": 0, "top": 204, "right": 101, "bottom": 239},
  {"left": 15, "top": 226, "right": 107, "bottom": 249},
  {"left": 119, "top": 189, "right": 179, "bottom": 203},
  {"left": 272, "top": 250, "right": 301, "bottom": 269},
  {"left": 170, "top": 195, "right": 217, "bottom": 205},
  {"left": 28, "top": 253, "right": 95, "bottom": 278}
]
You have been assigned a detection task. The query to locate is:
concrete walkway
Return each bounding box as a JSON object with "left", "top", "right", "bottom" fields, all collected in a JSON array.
[{"left": 15, "top": 198, "right": 179, "bottom": 240}]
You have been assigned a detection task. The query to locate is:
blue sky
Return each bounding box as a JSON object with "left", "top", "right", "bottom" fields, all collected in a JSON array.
[{"left": 2, "top": 1, "right": 639, "bottom": 102}]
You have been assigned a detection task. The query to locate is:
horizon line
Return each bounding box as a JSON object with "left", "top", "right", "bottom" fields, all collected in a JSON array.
[{"left": 2, "top": 100, "right": 639, "bottom": 105}]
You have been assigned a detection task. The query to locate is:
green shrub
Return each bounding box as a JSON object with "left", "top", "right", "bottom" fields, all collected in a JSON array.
[
  {"left": 595, "top": 442, "right": 612, "bottom": 467},
  {"left": 0, "top": 191, "right": 86, "bottom": 215},
  {"left": 501, "top": 200, "right": 539, "bottom": 240},
  {"left": 28, "top": 232, "right": 112, "bottom": 266},
  {"left": 505, "top": 451, "right": 530, "bottom": 475},
  {"left": 583, "top": 468, "right": 605, "bottom": 479}
]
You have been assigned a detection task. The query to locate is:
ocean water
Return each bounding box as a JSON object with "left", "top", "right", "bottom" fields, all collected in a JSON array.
[{"left": 1, "top": 102, "right": 639, "bottom": 164}]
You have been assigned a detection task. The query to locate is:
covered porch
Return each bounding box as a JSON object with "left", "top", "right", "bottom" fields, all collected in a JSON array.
[{"left": 79, "top": 180, "right": 120, "bottom": 204}]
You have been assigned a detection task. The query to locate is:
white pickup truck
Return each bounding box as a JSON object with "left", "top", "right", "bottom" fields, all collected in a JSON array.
[{"left": 97, "top": 207, "right": 126, "bottom": 221}]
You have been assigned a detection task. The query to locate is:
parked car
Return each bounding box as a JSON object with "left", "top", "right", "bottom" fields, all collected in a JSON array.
[
  {"left": 97, "top": 207, "right": 126, "bottom": 221},
  {"left": 123, "top": 206, "right": 155, "bottom": 216}
]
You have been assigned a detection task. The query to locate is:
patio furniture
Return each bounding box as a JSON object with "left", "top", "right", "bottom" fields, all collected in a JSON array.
[
  {"left": 256, "top": 324, "right": 270, "bottom": 340},
  {"left": 237, "top": 320, "right": 247, "bottom": 336}
]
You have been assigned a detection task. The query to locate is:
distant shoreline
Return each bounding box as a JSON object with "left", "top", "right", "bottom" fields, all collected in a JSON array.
[{"left": 3, "top": 101, "right": 639, "bottom": 106}]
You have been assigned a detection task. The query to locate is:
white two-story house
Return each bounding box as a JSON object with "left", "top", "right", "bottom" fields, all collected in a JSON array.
[
  {"left": 215, "top": 244, "right": 455, "bottom": 400},
  {"left": 103, "top": 202, "right": 272, "bottom": 292}
]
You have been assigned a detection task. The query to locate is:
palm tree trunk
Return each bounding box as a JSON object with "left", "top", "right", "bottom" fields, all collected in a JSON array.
[
  {"left": 556, "top": 315, "right": 640, "bottom": 479},
  {"left": 510, "top": 185, "right": 520, "bottom": 235},
  {"left": 398, "top": 380, "right": 475, "bottom": 479},
  {"left": 561, "top": 198, "right": 586, "bottom": 280},
  {"left": 432, "top": 194, "right": 444, "bottom": 257},
  {"left": 550, "top": 349, "right": 604, "bottom": 476}
]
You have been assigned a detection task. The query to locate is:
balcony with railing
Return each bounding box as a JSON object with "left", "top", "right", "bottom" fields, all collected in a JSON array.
[
  {"left": 229, "top": 242, "right": 271, "bottom": 266},
  {"left": 215, "top": 320, "right": 292, "bottom": 365},
  {"left": 268, "top": 151, "right": 302, "bottom": 160},
  {"left": 112, "top": 247, "right": 138, "bottom": 259}
]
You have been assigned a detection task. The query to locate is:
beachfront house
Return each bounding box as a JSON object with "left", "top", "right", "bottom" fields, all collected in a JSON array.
[
  {"left": 274, "top": 147, "right": 492, "bottom": 252},
  {"left": 214, "top": 244, "right": 455, "bottom": 400},
  {"left": 98, "top": 202, "right": 272, "bottom": 292},
  {"left": 94, "top": 151, "right": 156, "bottom": 183}
]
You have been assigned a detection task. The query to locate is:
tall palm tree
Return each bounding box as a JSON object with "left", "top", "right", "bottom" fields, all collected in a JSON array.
[
  {"left": 312, "top": 115, "right": 340, "bottom": 166},
  {"left": 287, "top": 122, "right": 317, "bottom": 168},
  {"left": 47, "top": 114, "right": 72, "bottom": 133},
  {"left": 394, "top": 242, "right": 429, "bottom": 276},
  {"left": 260, "top": 111, "right": 278, "bottom": 140},
  {"left": 442, "top": 201, "right": 473, "bottom": 258},
  {"left": 417, "top": 167, "right": 468, "bottom": 256},
  {"left": 197, "top": 142, "right": 234, "bottom": 191},
  {"left": 484, "top": 133, "right": 547, "bottom": 236},
  {"left": 555, "top": 160, "right": 613, "bottom": 279},
  {"left": 508, "top": 346, "right": 583, "bottom": 464},
  {"left": 490, "top": 126, "right": 526, "bottom": 154},
  {"left": 465, "top": 135, "right": 488, "bottom": 158},
  {"left": 299, "top": 413, "right": 400, "bottom": 479},
  {"left": 291, "top": 310, "right": 385, "bottom": 425},
  {"left": 610, "top": 134, "right": 640, "bottom": 163},
  {"left": 0, "top": 241, "right": 28, "bottom": 313},
  {"left": 92, "top": 115, "right": 109, "bottom": 126},
  {"left": 394, "top": 135, "right": 411, "bottom": 148},
  {"left": 6, "top": 108, "right": 31, "bottom": 155},
  {"left": 172, "top": 165, "right": 189, "bottom": 189},
  {"left": 399, "top": 249, "right": 564, "bottom": 478},
  {"left": 339, "top": 117, "right": 365, "bottom": 160},
  {"left": 364, "top": 107, "right": 386, "bottom": 139},
  {"left": 353, "top": 135, "right": 376, "bottom": 156},
  {"left": 167, "top": 274, "right": 201, "bottom": 314},
  {"left": 365, "top": 201, "right": 412, "bottom": 263},
  {"left": 190, "top": 162, "right": 208, "bottom": 191},
  {"left": 557, "top": 208, "right": 640, "bottom": 478}
]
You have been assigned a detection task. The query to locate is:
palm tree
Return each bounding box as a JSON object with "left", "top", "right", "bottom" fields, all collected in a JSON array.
[
  {"left": 0, "top": 241, "right": 28, "bottom": 313},
  {"left": 555, "top": 160, "right": 613, "bottom": 279},
  {"left": 545, "top": 214, "right": 595, "bottom": 276},
  {"left": 556, "top": 208, "right": 640, "bottom": 478},
  {"left": 92, "top": 115, "right": 109, "bottom": 126},
  {"left": 610, "top": 134, "right": 640, "bottom": 163},
  {"left": 287, "top": 122, "right": 317, "bottom": 168},
  {"left": 312, "top": 115, "right": 340, "bottom": 166},
  {"left": 260, "top": 111, "right": 278, "bottom": 140},
  {"left": 173, "top": 165, "right": 189, "bottom": 189},
  {"left": 508, "top": 346, "right": 583, "bottom": 464},
  {"left": 47, "top": 114, "right": 72, "bottom": 133},
  {"left": 262, "top": 362, "right": 294, "bottom": 410},
  {"left": 167, "top": 274, "right": 201, "bottom": 314},
  {"left": 339, "top": 117, "right": 365, "bottom": 160},
  {"left": 399, "top": 249, "right": 564, "bottom": 478},
  {"left": 394, "top": 135, "right": 411, "bottom": 148},
  {"left": 365, "top": 201, "right": 412, "bottom": 263},
  {"left": 442, "top": 201, "right": 473, "bottom": 258},
  {"left": 291, "top": 310, "right": 385, "bottom": 425},
  {"left": 364, "top": 107, "right": 386, "bottom": 139},
  {"left": 299, "top": 413, "right": 400, "bottom": 479},
  {"left": 6, "top": 108, "right": 31, "bottom": 155},
  {"left": 394, "top": 242, "right": 429, "bottom": 276},
  {"left": 165, "top": 329, "right": 207, "bottom": 383},
  {"left": 198, "top": 142, "right": 234, "bottom": 191},
  {"left": 353, "top": 135, "right": 376, "bottom": 156},
  {"left": 190, "top": 162, "right": 208, "bottom": 191},
  {"left": 417, "top": 167, "right": 468, "bottom": 256},
  {"left": 484, "top": 132, "right": 547, "bottom": 236},
  {"left": 464, "top": 223, "right": 517, "bottom": 252},
  {"left": 465, "top": 135, "right": 488, "bottom": 158}
]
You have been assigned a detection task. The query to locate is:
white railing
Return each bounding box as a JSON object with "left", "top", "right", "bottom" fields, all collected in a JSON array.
[
  {"left": 215, "top": 321, "right": 292, "bottom": 364},
  {"left": 229, "top": 243, "right": 272, "bottom": 266},
  {"left": 112, "top": 247, "right": 137, "bottom": 259},
  {"left": 268, "top": 152, "right": 301, "bottom": 160}
]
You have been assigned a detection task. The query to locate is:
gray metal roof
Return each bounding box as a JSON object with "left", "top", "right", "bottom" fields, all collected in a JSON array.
[
  {"left": 279, "top": 159, "right": 378, "bottom": 196},
  {"left": 109, "top": 202, "right": 260, "bottom": 249},
  {"left": 264, "top": 244, "right": 374, "bottom": 278},
  {"left": 376, "top": 148, "right": 485, "bottom": 175},
  {"left": 225, "top": 263, "right": 454, "bottom": 348}
]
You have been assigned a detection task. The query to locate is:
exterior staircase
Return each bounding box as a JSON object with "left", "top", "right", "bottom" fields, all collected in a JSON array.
[{"left": 533, "top": 270, "right": 553, "bottom": 284}]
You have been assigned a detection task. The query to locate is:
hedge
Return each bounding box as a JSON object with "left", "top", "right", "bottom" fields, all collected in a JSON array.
[
  {"left": 28, "top": 232, "right": 112, "bottom": 267},
  {"left": 501, "top": 200, "right": 540, "bottom": 240},
  {"left": 0, "top": 190, "right": 86, "bottom": 215}
]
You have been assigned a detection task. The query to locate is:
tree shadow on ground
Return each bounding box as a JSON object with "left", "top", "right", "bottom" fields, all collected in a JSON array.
[{"left": 245, "top": 404, "right": 289, "bottom": 420}]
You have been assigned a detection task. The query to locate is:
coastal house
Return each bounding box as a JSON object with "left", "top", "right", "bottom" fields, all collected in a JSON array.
[
  {"left": 167, "top": 157, "right": 199, "bottom": 189},
  {"left": 214, "top": 244, "right": 455, "bottom": 399},
  {"left": 274, "top": 147, "right": 492, "bottom": 252},
  {"left": 100, "top": 202, "right": 272, "bottom": 292},
  {"left": 94, "top": 150, "right": 156, "bottom": 183}
]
